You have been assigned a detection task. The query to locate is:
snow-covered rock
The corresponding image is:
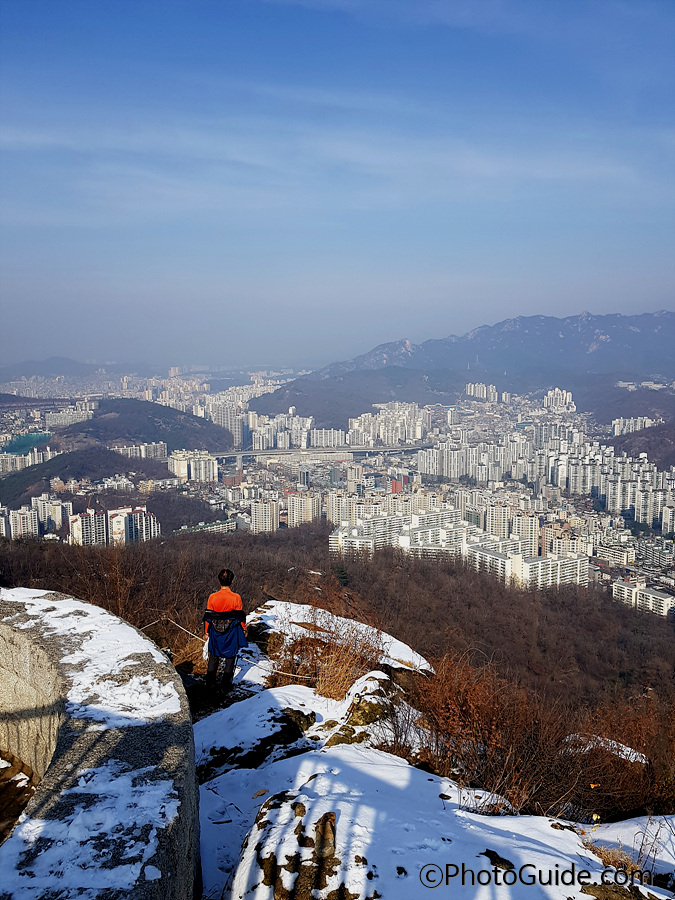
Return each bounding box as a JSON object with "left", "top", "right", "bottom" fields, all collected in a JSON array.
[
  {"left": 197, "top": 601, "right": 675, "bottom": 899},
  {"left": 0, "top": 587, "right": 199, "bottom": 900},
  {"left": 247, "top": 599, "right": 432, "bottom": 674}
]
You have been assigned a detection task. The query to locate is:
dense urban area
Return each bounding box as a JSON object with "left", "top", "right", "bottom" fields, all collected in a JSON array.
[{"left": 1, "top": 365, "right": 673, "bottom": 621}]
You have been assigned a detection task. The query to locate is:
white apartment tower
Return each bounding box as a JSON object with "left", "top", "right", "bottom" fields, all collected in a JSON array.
[
  {"left": 485, "top": 503, "right": 510, "bottom": 539},
  {"left": 511, "top": 512, "right": 540, "bottom": 557},
  {"left": 287, "top": 493, "right": 321, "bottom": 528},
  {"left": 169, "top": 450, "right": 218, "bottom": 483},
  {"left": 511, "top": 553, "right": 589, "bottom": 589},
  {"left": 71, "top": 507, "right": 160, "bottom": 547},
  {"left": 188, "top": 452, "right": 219, "bottom": 483},
  {"left": 127, "top": 507, "right": 161, "bottom": 543},
  {"left": 251, "top": 500, "right": 280, "bottom": 534},
  {"left": 662, "top": 505, "right": 675, "bottom": 536},
  {"left": 31, "top": 493, "right": 73, "bottom": 532},
  {"left": 9, "top": 506, "right": 40, "bottom": 540},
  {"left": 613, "top": 578, "right": 675, "bottom": 617},
  {"left": 69, "top": 509, "right": 107, "bottom": 546}
]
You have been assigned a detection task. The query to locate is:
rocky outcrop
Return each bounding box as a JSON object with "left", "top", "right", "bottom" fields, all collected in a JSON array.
[{"left": 0, "top": 588, "right": 200, "bottom": 900}]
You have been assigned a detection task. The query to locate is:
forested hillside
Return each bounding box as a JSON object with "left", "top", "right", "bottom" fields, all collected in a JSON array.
[
  {"left": 610, "top": 422, "right": 675, "bottom": 471},
  {"left": 0, "top": 448, "right": 170, "bottom": 509},
  {"left": 1, "top": 525, "right": 673, "bottom": 709},
  {"left": 50, "top": 398, "right": 231, "bottom": 453}
]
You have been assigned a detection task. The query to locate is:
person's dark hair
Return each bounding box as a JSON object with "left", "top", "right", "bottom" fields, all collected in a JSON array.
[{"left": 218, "top": 568, "right": 234, "bottom": 586}]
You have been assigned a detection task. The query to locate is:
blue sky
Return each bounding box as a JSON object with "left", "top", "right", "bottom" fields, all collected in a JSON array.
[{"left": 1, "top": 0, "right": 673, "bottom": 370}]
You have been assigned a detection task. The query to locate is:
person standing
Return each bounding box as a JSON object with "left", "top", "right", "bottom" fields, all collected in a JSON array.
[{"left": 203, "top": 568, "right": 247, "bottom": 693}]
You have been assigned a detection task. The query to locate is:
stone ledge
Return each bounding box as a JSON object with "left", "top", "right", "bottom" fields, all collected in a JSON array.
[{"left": 0, "top": 587, "right": 200, "bottom": 900}]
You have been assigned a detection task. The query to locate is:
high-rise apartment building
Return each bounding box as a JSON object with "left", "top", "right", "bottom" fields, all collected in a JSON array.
[
  {"left": 208, "top": 402, "right": 246, "bottom": 449},
  {"left": 111, "top": 442, "right": 168, "bottom": 460},
  {"left": 30, "top": 493, "right": 73, "bottom": 532},
  {"left": 188, "top": 452, "right": 219, "bottom": 483},
  {"left": 612, "top": 417, "right": 660, "bottom": 436},
  {"left": 169, "top": 450, "right": 218, "bottom": 483},
  {"left": 45, "top": 403, "right": 95, "bottom": 428},
  {"left": 126, "top": 507, "right": 162, "bottom": 543},
  {"left": 69, "top": 506, "right": 160, "bottom": 546},
  {"left": 251, "top": 500, "right": 280, "bottom": 534},
  {"left": 511, "top": 512, "right": 540, "bottom": 557},
  {"left": 662, "top": 505, "right": 675, "bottom": 535},
  {"left": 9, "top": 506, "right": 39, "bottom": 539},
  {"left": 69, "top": 509, "right": 107, "bottom": 546},
  {"left": 310, "top": 429, "right": 346, "bottom": 448},
  {"left": 485, "top": 503, "right": 510, "bottom": 539},
  {"left": 287, "top": 493, "right": 321, "bottom": 528},
  {"left": 543, "top": 388, "right": 574, "bottom": 410},
  {"left": 613, "top": 577, "right": 675, "bottom": 617},
  {"left": 510, "top": 553, "right": 588, "bottom": 589}
]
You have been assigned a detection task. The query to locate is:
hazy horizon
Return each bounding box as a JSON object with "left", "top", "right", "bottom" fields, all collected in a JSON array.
[
  {"left": 1, "top": 1, "right": 673, "bottom": 369},
  {"left": 1, "top": 308, "right": 675, "bottom": 377}
]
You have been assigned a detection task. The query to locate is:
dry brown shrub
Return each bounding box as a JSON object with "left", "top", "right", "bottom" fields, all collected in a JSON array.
[
  {"left": 266, "top": 608, "right": 384, "bottom": 700},
  {"left": 571, "top": 695, "right": 675, "bottom": 819},
  {"left": 403, "top": 653, "right": 675, "bottom": 820},
  {"left": 409, "top": 652, "right": 588, "bottom": 816}
]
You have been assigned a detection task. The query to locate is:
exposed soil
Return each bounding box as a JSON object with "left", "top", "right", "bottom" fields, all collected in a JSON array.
[{"left": 0, "top": 749, "right": 39, "bottom": 844}]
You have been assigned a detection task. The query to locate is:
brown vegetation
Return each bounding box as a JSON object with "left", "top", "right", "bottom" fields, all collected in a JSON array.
[
  {"left": 1, "top": 526, "right": 674, "bottom": 820},
  {"left": 0, "top": 526, "right": 673, "bottom": 707},
  {"left": 336, "top": 546, "right": 675, "bottom": 707},
  {"left": 400, "top": 652, "right": 675, "bottom": 820}
]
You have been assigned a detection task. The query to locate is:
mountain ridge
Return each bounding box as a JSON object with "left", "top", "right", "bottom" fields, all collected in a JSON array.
[
  {"left": 250, "top": 311, "right": 675, "bottom": 426},
  {"left": 314, "top": 311, "right": 675, "bottom": 379}
]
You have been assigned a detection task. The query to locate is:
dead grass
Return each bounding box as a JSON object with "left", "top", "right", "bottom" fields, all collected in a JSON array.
[
  {"left": 266, "top": 608, "right": 384, "bottom": 700},
  {"left": 582, "top": 839, "right": 644, "bottom": 878}
]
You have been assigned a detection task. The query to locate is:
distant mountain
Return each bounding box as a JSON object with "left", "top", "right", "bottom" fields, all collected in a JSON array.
[
  {"left": 49, "top": 399, "right": 232, "bottom": 453},
  {"left": 316, "top": 311, "right": 675, "bottom": 380},
  {"left": 250, "top": 312, "right": 675, "bottom": 427},
  {"left": 0, "top": 358, "right": 102, "bottom": 380},
  {"left": 571, "top": 383, "right": 675, "bottom": 424}
]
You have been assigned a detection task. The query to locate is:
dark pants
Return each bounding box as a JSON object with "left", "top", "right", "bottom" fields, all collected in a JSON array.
[{"left": 206, "top": 654, "right": 235, "bottom": 689}]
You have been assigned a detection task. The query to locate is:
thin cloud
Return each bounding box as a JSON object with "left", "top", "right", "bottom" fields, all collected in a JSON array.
[
  {"left": 1, "top": 95, "right": 656, "bottom": 229},
  {"left": 261, "top": 0, "right": 675, "bottom": 87},
  {"left": 261, "top": 0, "right": 674, "bottom": 39}
]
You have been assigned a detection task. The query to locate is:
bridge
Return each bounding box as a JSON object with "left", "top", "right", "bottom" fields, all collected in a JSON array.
[{"left": 213, "top": 443, "right": 433, "bottom": 462}]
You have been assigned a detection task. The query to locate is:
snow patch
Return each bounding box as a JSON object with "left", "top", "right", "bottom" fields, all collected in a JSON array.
[
  {"left": 566, "top": 733, "right": 648, "bottom": 765},
  {"left": 197, "top": 602, "right": 675, "bottom": 899},
  {"left": 1, "top": 587, "right": 180, "bottom": 726},
  {"left": 249, "top": 599, "right": 432, "bottom": 673},
  {"left": 0, "top": 760, "right": 179, "bottom": 898}
]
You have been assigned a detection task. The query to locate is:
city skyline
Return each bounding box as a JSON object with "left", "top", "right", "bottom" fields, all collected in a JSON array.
[{"left": 1, "top": 0, "right": 673, "bottom": 369}]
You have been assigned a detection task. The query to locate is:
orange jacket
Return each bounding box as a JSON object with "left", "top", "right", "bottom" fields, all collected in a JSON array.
[{"left": 205, "top": 586, "right": 246, "bottom": 633}]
